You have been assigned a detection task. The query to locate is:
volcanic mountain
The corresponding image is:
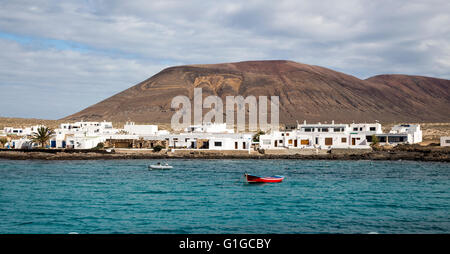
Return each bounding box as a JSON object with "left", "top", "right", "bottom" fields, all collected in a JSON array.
[{"left": 64, "top": 60, "right": 450, "bottom": 124}]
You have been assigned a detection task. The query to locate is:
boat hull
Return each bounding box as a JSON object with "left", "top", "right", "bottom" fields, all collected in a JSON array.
[
  {"left": 148, "top": 165, "right": 173, "bottom": 170},
  {"left": 245, "top": 174, "right": 284, "bottom": 183}
]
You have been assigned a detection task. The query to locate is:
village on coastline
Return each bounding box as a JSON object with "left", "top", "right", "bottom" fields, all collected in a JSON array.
[
  {"left": 1, "top": 119, "right": 450, "bottom": 161},
  {"left": 2, "top": 119, "right": 449, "bottom": 151}
]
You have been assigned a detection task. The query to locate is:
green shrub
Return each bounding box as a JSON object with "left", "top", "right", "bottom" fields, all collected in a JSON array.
[
  {"left": 92, "top": 142, "right": 104, "bottom": 150},
  {"left": 0, "top": 137, "right": 7, "bottom": 148},
  {"left": 371, "top": 134, "right": 379, "bottom": 145},
  {"left": 153, "top": 145, "right": 164, "bottom": 152},
  {"left": 370, "top": 134, "right": 381, "bottom": 150}
]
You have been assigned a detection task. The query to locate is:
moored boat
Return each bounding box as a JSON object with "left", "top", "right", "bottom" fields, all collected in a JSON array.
[
  {"left": 244, "top": 173, "right": 285, "bottom": 183},
  {"left": 148, "top": 162, "right": 173, "bottom": 170}
]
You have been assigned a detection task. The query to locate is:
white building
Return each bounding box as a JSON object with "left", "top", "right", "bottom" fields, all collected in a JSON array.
[
  {"left": 52, "top": 121, "right": 118, "bottom": 149},
  {"left": 143, "top": 132, "right": 252, "bottom": 151},
  {"left": 8, "top": 138, "right": 35, "bottom": 149},
  {"left": 184, "top": 123, "right": 234, "bottom": 134},
  {"left": 4, "top": 127, "right": 25, "bottom": 136},
  {"left": 59, "top": 121, "right": 115, "bottom": 134},
  {"left": 259, "top": 121, "right": 376, "bottom": 150},
  {"left": 349, "top": 123, "right": 383, "bottom": 134},
  {"left": 259, "top": 121, "right": 421, "bottom": 150},
  {"left": 4, "top": 125, "right": 47, "bottom": 136},
  {"left": 65, "top": 135, "right": 107, "bottom": 149},
  {"left": 363, "top": 124, "right": 422, "bottom": 145},
  {"left": 389, "top": 124, "right": 422, "bottom": 144},
  {"left": 24, "top": 125, "right": 46, "bottom": 136},
  {"left": 440, "top": 137, "right": 450, "bottom": 147},
  {"left": 124, "top": 122, "right": 158, "bottom": 135}
]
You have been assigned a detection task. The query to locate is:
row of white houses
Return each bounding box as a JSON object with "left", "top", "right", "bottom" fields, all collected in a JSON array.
[
  {"left": 3, "top": 125, "right": 45, "bottom": 136},
  {"left": 259, "top": 122, "right": 422, "bottom": 150},
  {"left": 2, "top": 120, "right": 423, "bottom": 150}
]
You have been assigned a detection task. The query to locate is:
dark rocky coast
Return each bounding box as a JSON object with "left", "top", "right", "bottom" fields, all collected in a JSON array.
[{"left": 0, "top": 145, "right": 449, "bottom": 162}]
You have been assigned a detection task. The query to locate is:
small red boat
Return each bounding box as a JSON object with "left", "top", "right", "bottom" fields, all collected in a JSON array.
[{"left": 244, "top": 173, "right": 285, "bottom": 183}]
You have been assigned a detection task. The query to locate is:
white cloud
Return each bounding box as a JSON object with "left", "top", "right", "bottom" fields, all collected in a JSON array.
[
  {"left": 0, "top": 0, "right": 449, "bottom": 118},
  {"left": 0, "top": 39, "right": 167, "bottom": 118}
]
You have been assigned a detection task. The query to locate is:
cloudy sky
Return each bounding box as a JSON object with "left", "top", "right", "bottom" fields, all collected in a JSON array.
[{"left": 0, "top": 0, "right": 449, "bottom": 119}]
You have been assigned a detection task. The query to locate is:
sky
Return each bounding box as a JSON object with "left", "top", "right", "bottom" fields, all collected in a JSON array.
[{"left": 0, "top": 0, "right": 449, "bottom": 119}]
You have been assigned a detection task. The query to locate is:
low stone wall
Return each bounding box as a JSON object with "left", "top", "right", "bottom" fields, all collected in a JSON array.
[
  {"left": 0, "top": 146, "right": 449, "bottom": 161},
  {"left": 264, "top": 149, "right": 328, "bottom": 155},
  {"left": 170, "top": 149, "right": 252, "bottom": 156},
  {"left": 113, "top": 148, "right": 154, "bottom": 154},
  {"left": 0, "top": 148, "right": 112, "bottom": 154},
  {"left": 330, "top": 148, "right": 372, "bottom": 154}
]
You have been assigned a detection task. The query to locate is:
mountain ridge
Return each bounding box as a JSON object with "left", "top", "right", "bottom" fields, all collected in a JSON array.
[{"left": 63, "top": 60, "right": 450, "bottom": 124}]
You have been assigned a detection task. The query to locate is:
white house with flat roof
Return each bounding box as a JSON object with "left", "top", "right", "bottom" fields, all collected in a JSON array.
[
  {"left": 440, "top": 137, "right": 450, "bottom": 147},
  {"left": 124, "top": 122, "right": 158, "bottom": 135},
  {"left": 389, "top": 124, "right": 422, "bottom": 143},
  {"left": 364, "top": 124, "right": 422, "bottom": 145},
  {"left": 3, "top": 125, "right": 46, "bottom": 136},
  {"left": 206, "top": 134, "right": 252, "bottom": 150},
  {"left": 143, "top": 132, "right": 252, "bottom": 151},
  {"left": 349, "top": 123, "right": 383, "bottom": 134},
  {"left": 4, "top": 127, "right": 25, "bottom": 136},
  {"left": 8, "top": 138, "right": 35, "bottom": 149},
  {"left": 65, "top": 135, "right": 107, "bottom": 149},
  {"left": 59, "top": 121, "right": 115, "bottom": 133},
  {"left": 184, "top": 123, "right": 234, "bottom": 134}
]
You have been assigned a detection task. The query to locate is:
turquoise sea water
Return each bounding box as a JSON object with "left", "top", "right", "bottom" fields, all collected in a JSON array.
[{"left": 0, "top": 159, "right": 449, "bottom": 234}]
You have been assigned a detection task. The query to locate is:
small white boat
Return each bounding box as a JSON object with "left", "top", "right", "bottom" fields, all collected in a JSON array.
[{"left": 148, "top": 163, "right": 173, "bottom": 170}]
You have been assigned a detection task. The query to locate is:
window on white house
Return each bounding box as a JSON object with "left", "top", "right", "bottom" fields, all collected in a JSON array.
[
  {"left": 214, "top": 141, "right": 222, "bottom": 147},
  {"left": 262, "top": 140, "right": 271, "bottom": 145}
]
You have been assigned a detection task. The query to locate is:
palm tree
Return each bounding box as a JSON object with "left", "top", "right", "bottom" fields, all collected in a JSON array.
[
  {"left": 252, "top": 130, "right": 266, "bottom": 142},
  {"left": 31, "top": 127, "right": 55, "bottom": 148}
]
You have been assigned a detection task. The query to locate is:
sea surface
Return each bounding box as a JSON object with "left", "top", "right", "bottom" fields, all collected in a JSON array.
[{"left": 0, "top": 159, "right": 449, "bottom": 234}]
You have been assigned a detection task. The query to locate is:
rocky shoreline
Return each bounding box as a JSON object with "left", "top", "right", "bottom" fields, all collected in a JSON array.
[{"left": 0, "top": 145, "right": 449, "bottom": 162}]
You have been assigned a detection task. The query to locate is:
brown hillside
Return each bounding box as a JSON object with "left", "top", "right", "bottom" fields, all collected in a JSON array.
[{"left": 63, "top": 60, "right": 450, "bottom": 124}]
